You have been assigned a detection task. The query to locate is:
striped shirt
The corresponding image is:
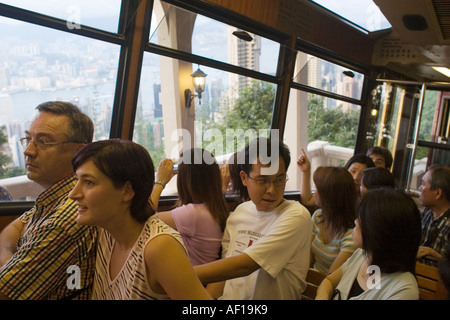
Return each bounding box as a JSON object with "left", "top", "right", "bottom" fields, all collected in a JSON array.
[
  {"left": 0, "top": 174, "right": 98, "bottom": 300},
  {"left": 420, "top": 207, "right": 450, "bottom": 266},
  {"left": 91, "top": 218, "right": 185, "bottom": 300},
  {"left": 311, "top": 209, "right": 356, "bottom": 274}
]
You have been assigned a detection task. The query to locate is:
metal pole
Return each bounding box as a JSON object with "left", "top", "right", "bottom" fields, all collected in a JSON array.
[{"left": 405, "top": 83, "right": 426, "bottom": 192}]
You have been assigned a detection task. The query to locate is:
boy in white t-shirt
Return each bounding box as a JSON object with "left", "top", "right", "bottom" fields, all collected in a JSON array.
[{"left": 195, "top": 138, "right": 312, "bottom": 300}]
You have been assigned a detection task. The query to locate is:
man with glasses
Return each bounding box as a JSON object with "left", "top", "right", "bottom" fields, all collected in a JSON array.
[
  {"left": 195, "top": 138, "right": 312, "bottom": 299},
  {"left": 0, "top": 101, "right": 97, "bottom": 300}
]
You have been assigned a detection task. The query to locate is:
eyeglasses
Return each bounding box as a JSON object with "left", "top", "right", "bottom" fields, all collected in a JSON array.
[
  {"left": 247, "top": 174, "right": 288, "bottom": 187},
  {"left": 20, "top": 137, "right": 78, "bottom": 150}
]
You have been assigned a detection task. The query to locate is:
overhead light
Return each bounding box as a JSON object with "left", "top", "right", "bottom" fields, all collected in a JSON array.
[
  {"left": 402, "top": 14, "right": 427, "bottom": 31},
  {"left": 185, "top": 66, "right": 207, "bottom": 108},
  {"left": 432, "top": 66, "right": 450, "bottom": 79},
  {"left": 343, "top": 70, "right": 355, "bottom": 78},
  {"left": 232, "top": 30, "right": 253, "bottom": 42}
]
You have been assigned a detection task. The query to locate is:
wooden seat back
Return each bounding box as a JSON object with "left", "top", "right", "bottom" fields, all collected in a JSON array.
[
  {"left": 416, "top": 262, "right": 448, "bottom": 300},
  {"left": 302, "top": 267, "right": 326, "bottom": 300}
]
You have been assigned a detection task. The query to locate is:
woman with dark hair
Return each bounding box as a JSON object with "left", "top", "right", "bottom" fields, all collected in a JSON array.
[
  {"left": 310, "top": 166, "right": 358, "bottom": 275},
  {"left": 152, "top": 148, "right": 230, "bottom": 266},
  {"left": 360, "top": 167, "right": 396, "bottom": 196},
  {"left": 69, "top": 139, "right": 211, "bottom": 300},
  {"left": 316, "top": 188, "right": 421, "bottom": 300}
]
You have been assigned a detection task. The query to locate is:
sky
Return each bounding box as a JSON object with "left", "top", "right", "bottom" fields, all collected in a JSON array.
[
  {"left": 0, "top": 0, "right": 121, "bottom": 32},
  {"left": 1, "top": 1, "right": 392, "bottom": 32},
  {"left": 311, "top": 0, "right": 391, "bottom": 31}
]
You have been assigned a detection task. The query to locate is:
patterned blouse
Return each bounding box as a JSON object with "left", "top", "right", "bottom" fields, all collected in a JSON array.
[
  {"left": 311, "top": 209, "right": 356, "bottom": 274},
  {"left": 91, "top": 218, "right": 185, "bottom": 300}
]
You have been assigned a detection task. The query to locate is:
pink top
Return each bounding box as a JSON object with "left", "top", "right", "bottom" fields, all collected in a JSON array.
[{"left": 171, "top": 203, "right": 223, "bottom": 266}]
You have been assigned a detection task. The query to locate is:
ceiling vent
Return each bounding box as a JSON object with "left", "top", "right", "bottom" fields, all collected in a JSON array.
[{"left": 433, "top": 0, "right": 450, "bottom": 40}]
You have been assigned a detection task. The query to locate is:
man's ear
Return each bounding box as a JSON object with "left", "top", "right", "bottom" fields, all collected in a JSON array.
[
  {"left": 123, "top": 181, "right": 135, "bottom": 202},
  {"left": 435, "top": 188, "right": 443, "bottom": 201},
  {"left": 240, "top": 170, "right": 248, "bottom": 187}
]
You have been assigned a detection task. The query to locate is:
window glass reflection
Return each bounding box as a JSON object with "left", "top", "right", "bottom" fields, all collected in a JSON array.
[
  {"left": 0, "top": 17, "right": 120, "bottom": 199},
  {"left": 135, "top": 53, "right": 276, "bottom": 170},
  {"left": 294, "top": 52, "right": 364, "bottom": 101},
  {"left": 149, "top": 1, "right": 279, "bottom": 76},
  {"left": 0, "top": 0, "right": 121, "bottom": 33}
]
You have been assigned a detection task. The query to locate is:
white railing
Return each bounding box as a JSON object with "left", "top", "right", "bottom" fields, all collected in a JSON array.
[{"left": 0, "top": 175, "right": 44, "bottom": 200}]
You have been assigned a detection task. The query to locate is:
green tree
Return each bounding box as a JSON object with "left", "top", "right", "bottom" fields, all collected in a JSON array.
[
  {"left": 415, "top": 90, "right": 438, "bottom": 159},
  {"left": 0, "top": 126, "right": 26, "bottom": 179},
  {"left": 211, "top": 80, "right": 275, "bottom": 154},
  {"left": 308, "top": 94, "right": 359, "bottom": 148},
  {"left": 224, "top": 80, "right": 274, "bottom": 130}
]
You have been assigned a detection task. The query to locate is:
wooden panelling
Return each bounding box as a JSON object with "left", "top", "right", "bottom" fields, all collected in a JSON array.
[
  {"left": 204, "top": 0, "right": 280, "bottom": 27},
  {"left": 205, "top": 0, "right": 374, "bottom": 66}
]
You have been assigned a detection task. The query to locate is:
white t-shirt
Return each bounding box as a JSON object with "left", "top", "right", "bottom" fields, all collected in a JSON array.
[{"left": 219, "top": 199, "right": 312, "bottom": 300}]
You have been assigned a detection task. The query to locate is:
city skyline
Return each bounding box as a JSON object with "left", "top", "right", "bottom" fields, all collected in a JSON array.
[{"left": 0, "top": 2, "right": 363, "bottom": 174}]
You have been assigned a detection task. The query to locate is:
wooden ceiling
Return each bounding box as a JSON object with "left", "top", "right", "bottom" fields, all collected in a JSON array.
[{"left": 205, "top": 0, "right": 450, "bottom": 83}]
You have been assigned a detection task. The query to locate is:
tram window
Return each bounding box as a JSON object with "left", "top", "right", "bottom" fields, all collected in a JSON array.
[
  {"left": 141, "top": 0, "right": 281, "bottom": 196},
  {"left": 0, "top": 16, "right": 120, "bottom": 200},
  {"left": 416, "top": 89, "right": 439, "bottom": 159},
  {"left": 135, "top": 52, "right": 276, "bottom": 196},
  {"left": 364, "top": 82, "right": 450, "bottom": 192},
  {"left": 284, "top": 88, "right": 361, "bottom": 192},
  {"left": 0, "top": 0, "right": 121, "bottom": 33},
  {"left": 150, "top": 2, "right": 280, "bottom": 77}
]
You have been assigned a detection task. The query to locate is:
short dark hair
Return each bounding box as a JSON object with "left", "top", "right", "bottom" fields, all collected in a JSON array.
[
  {"left": 240, "top": 137, "right": 291, "bottom": 175},
  {"left": 72, "top": 139, "right": 155, "bottom": 223},
  {"left": 238, "top": 138, "right": 290, "bottom": 201},
  {"left": 361, "top": 167, "right": 396, "bottom": 191},
  {"left": 366, "top": 146, "right": 393, "bottom": 169},
  {"left": 345, "top": 153, "right": 375, "bottom": 170},
  {"left": 427, "top": 165, "right": 450, "bottom": 202},
  {"left": 358, "top": 188, "right": 421, "bottom": 274},
  {"left": 36, "top": 101, "right": 94, "bottom": 144}
]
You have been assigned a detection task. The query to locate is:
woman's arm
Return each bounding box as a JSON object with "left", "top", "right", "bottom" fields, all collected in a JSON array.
[
  {"left": 145, "top": 234, "right": 211, "bottom": 300},
  {"left": 206, "top": 281, "right": 226, "bottom": 299},
  {"left": 149, "top": 159, "right": 175, "bottom": 211},
  {"left": 327, "top": 251, "right": 353, "bottom": 274},
  {"left": 297, "top": 148, "right": 316, "bottom": 207},
  {"left": 154, "top": 211, "right": 177, "bottom": 230},
  {"left": 315, "top": 267, "right": 343, "bottom": 300}
]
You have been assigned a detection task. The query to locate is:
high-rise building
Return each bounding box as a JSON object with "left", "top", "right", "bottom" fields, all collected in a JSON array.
[
  {"left": 153, "top": 83, "right": 162, "bottom": 118},
  {"left": 227, "top": 27, "right": 261, "bottom": 100}
]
